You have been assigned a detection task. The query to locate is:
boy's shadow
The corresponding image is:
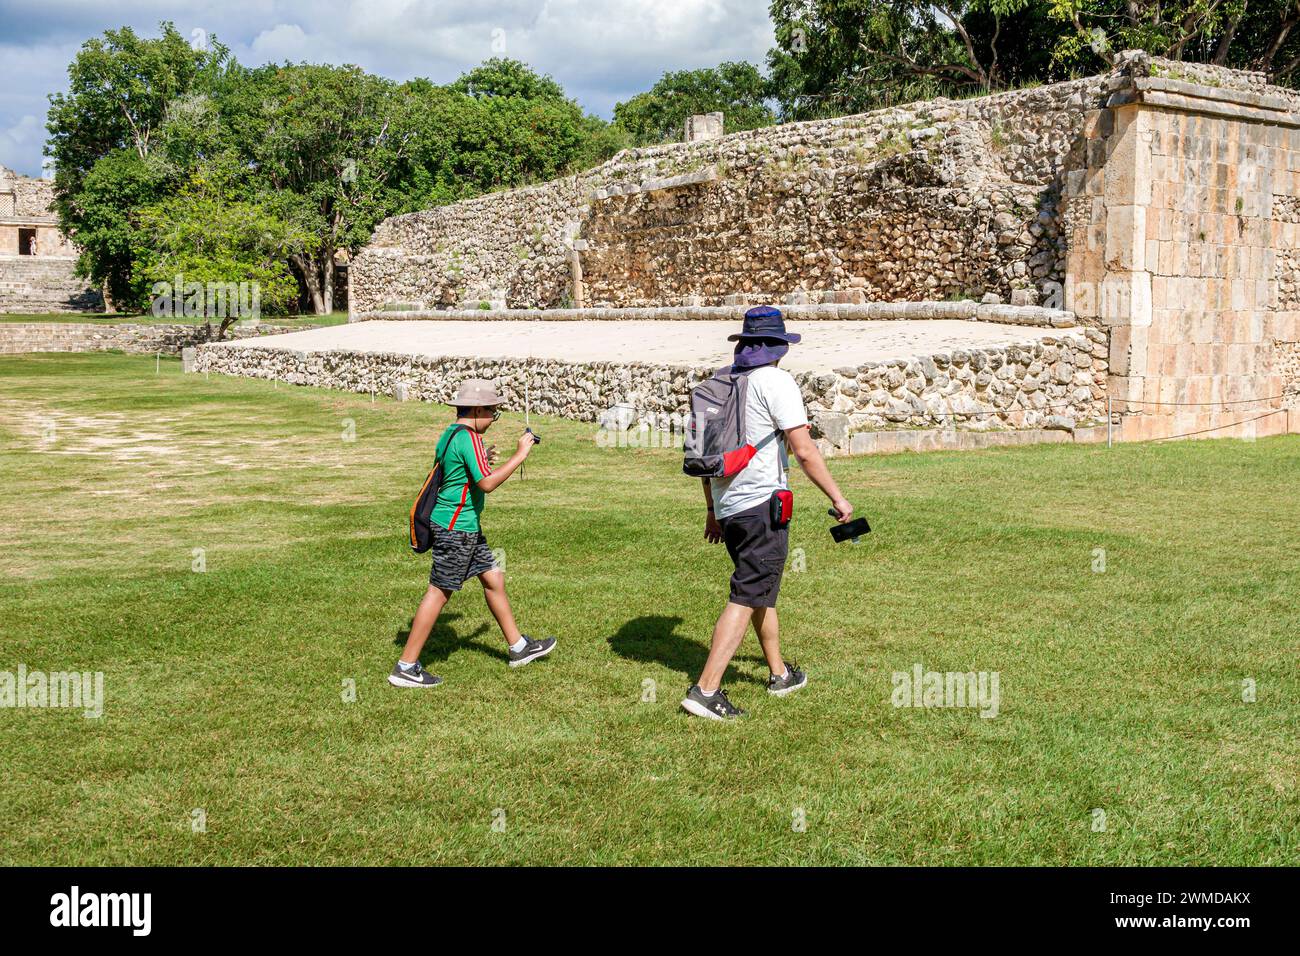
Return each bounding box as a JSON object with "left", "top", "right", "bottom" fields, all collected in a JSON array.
[
  {"left": 393, "top": 611, "right": 506, "bottom": 664},
  {"left": 607, "top": 615, "right": 767, "bottom": 686}
]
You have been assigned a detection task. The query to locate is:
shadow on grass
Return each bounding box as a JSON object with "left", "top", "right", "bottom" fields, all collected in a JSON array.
[
  {"left": 608, "top": 614, "right": 767, "bottom": 686},
  {"left": 393, "top": 610, "right": 503, "bottom": 664}
]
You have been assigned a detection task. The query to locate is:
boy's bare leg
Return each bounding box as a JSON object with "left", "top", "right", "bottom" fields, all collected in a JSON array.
[
  {"left": 752, "top": 607, "right": 785, "bottom": 675},
  {"left": 478, "top": 568, "right": 523, "bottom": 645},
  {"left": 697, "top": 601, "right": 755, "bottom": 692},
  {"left": 400, "top": 585, "right": 451, "bottom": 663}
]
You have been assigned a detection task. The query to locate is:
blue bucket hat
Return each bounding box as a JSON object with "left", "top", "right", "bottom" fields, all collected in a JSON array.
[{"left": 727, "top": 305, "right": 802, "bottom": 343}]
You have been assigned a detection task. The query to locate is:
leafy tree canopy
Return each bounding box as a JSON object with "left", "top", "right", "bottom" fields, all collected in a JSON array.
[
  {"left": 767, "top": 0, "right": 1300, "bottom": 120},
  {"left": 613, "top": 62, "right": 776, "bottom": 145},
  {"left": 47, "top": 32, "right": 624, "bottom": 313}
]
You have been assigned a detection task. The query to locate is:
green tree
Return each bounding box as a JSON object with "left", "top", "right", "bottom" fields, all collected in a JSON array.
[
  {"left": 447, "top": 59, "right": 624, "bottom": 182},
  {"left": 66, "top": 149, "right": 169, "bottom": 310},
  {"left": 1046, "top": 0, "right": 1300, "bottom": 82},
  {"left": 767, "top": 0, "right": 1300, "bottom": 122},
  {"left": 137, "top": 166, "right": 316, "bottom": 331},
  {"left": 47, "top": 30, "right": 628, "bottom": 315},
  {"left": 613, "top": 62, "right": 776, "bottom": 144},
  {"left": 45, "top": 22, "right": 231, "bottom": 307},
  {"left": 219, "top": 63, "right": 422, "bottom": 313},
  {"left": 768, "top": 0, "right": 1041, "bottom": 120},
  {"left": 450, "top": 57, "right": 568, "bottom": 101}
]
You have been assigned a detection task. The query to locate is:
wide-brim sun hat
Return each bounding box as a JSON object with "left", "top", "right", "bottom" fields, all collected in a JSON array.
[
  {"left": 727, "top": 304, "right": 802, "bottom": 343},
  {"left": 453, "top": 378, "right": 506, "bottom": 406}
]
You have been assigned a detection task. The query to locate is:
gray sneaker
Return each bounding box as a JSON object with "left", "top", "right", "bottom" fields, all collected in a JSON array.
[
  {"left": 388, "top": 661, "right": 443, "bottom": 688},
  {"left": 767, "top": 662, "right": 807, "bottom": 696},
  {"left": 680, "top": 684, "right": 746, "bottom": 720},
  {"left": 508, "top": 634, "right": 557, "bottom": 668}
]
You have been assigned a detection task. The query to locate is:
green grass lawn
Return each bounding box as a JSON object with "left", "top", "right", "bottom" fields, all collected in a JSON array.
[
  {"left": 1, "top": 353, "right": 1296, "bottom": 866},
  {"left": 0, "top": 311, "right": 349, "bottom": 327}
]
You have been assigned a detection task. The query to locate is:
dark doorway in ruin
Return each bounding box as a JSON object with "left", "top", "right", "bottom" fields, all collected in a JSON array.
[{"left": 18, "top": 228, "right": 36, "bottom": 255}]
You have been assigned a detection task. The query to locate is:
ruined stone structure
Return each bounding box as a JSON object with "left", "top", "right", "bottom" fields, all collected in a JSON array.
[
  {"left": 351, "top": 74, "right": 1095, "bottom": 311},
  {"left": 0, "top": 166, "right": 101, "bottom": 313},
  {"left": 197, "top": 52, "right": 1300, "bottom": 451},
  {"left": 1063, "top": 59, "right": 1300, "bottom": 439}
]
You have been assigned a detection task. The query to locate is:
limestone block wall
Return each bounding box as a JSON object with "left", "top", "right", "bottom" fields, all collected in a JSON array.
[
  {"left": 194, "top": 331, "right": 1105, "bottom": 455},
  {"left": 246, "top": 52, "right": 1300, "bottom": 450},
  {"left": 351, "top": 299, "right": 1077, "bottom": 328},
  {"left": 0, "top": 256, "right": 102, "bottom": 312},
  {"left": 0, "top": 165, "right": 78, "bottom": 258},
  {"left": 1279, "top": 342, "right": 1300, "bottom": 405},
  {"left": 2, "top": 167, "right": 59, "bottom": 219},
  {"left": 1064, "top": 52, "right": 1300, "bottom": 440},
  {"left": 351, "top": 71, "right": 1120, "bottom": 312},
  {"left": 0, "top": 322, "right": 298, "bottom": 355}
]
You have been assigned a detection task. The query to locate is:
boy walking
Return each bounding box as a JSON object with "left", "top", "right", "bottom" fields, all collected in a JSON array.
[
  {"left": 390, "top": 379, "right": 556, "bottom": 688},
  {"left": 682, "top": 306, "right": 854, "bottom": 720}
]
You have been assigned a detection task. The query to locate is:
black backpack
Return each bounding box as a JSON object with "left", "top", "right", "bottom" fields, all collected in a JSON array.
[{"left": 408, "top": 424, "right": 466, "bottom": 553}]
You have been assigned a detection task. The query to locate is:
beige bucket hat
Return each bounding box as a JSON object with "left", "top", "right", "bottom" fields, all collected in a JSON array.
[{"left": 453, "top": 378, "right": 505, "bottom": 407}]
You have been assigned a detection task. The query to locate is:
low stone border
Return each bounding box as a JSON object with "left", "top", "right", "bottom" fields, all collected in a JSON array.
[
  {"left": 195, "top": 328, "right": 1107, "bottom": 455},
  {"left": 833, "top": 425, "right": 1108, "bottom": 456},
  {"left": 0, "top": 322, "right": 299, "bottom": 356},
  {"left": 352, "top": 300, "right": 1076, "bottom": 329}
]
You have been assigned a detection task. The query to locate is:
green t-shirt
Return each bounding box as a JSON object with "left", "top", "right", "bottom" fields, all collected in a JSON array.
[{"left": 429, "top": 424, "right": 491, "bottom": 533}]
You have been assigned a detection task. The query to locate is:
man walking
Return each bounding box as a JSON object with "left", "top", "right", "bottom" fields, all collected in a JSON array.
[{"left": 682, "top": 306, "right": 854, "bottom": 720}]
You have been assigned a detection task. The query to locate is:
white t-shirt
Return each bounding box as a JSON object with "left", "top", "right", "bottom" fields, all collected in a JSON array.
[{"left": 709, "top": 365, "right": 809, "bottom": 520}]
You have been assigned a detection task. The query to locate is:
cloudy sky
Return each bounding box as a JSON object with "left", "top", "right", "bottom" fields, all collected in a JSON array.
[{"left": 0, "top": 0, "right": 776, "bottom": 177}]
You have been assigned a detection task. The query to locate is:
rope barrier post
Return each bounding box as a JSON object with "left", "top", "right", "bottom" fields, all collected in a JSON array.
[{"left": 1107, "top": 394, "right": 1112, "bottom": 448}]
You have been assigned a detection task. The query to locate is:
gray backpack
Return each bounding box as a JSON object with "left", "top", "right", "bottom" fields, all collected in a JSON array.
[{"left": 683, "top": 365, "right": 772, "bottom": 478}]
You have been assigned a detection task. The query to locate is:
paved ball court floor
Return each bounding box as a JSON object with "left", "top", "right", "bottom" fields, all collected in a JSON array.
[{"left": 215, "top": 319, "right": 1066, "bottom": 371}]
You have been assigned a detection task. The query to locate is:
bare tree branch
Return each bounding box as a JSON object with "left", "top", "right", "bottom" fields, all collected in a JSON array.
[
  {"left": 1258, "top": 8, "right": 1300, "bottom": 70},
  {"left": 934, "top": 2, "right": 990, "bottom": 86},
  {"left": 1212, "top": 3, "right": 1245, "bottom": 64}
]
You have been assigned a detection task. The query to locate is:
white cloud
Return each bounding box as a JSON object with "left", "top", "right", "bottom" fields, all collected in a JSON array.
[{"left": 0, "top": 0, "right": 776, "bottom": 175}]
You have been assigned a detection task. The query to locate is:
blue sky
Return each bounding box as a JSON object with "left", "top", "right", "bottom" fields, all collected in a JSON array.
[{"left": 0, "top": 0, "right": 776, "bottom": 177}]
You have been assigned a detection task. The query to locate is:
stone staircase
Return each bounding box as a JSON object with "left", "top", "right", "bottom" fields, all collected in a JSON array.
[{"left": 0, "top": 256, "right": 103, "bottom": 313}]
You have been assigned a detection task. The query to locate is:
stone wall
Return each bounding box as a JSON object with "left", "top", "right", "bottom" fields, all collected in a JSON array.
[
  {"left": 351, "top": 71, "right": 1118, "bottom": 312},
  {"left": 0, "top": 165, "right": 78, "bottom": 258},
  {"left": 353, "top": 299, "right": 1076, "bottom": 328},
  {"left": 194, "top": 331, "right": 1105, "bottom": 455},
  {"left": 0, "top": 322, "right": 298, "bottom": 356},
  {"left": 0, "top": 256, "right": 102, "bottom": 312},
  {"left": 1065, "top": 50, "right": 1299, "bottom": 441},
  {"left": 0, "top": 166, "right": 59, "bottom": 219},
  {"left": 1279, "top": 342, "right": 1300, "bottom": 406}
]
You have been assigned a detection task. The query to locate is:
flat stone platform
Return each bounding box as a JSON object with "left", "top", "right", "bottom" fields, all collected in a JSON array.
[{"left": 213, "top": 319, "right": 1066, "bottom": 372}]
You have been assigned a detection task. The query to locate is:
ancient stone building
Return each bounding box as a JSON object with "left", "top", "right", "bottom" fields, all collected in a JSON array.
[
  {"left": 195, "top": 51, "right": 1300, "bottom": 452},
  {"left": 0, "top": 165, "right": 101, "bottom": 313}
]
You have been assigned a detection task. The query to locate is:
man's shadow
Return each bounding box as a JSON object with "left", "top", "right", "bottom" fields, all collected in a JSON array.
[
  {"left": 393, "top": 610, "right": 506, "bottom": 664},
  {"left": 608, "top": 615, "right": 767, "bottom": 686}
]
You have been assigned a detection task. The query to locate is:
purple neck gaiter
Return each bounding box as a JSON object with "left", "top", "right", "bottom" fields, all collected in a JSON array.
[{"left": 732, "top": 340, "right": 789, "bottom": 370}]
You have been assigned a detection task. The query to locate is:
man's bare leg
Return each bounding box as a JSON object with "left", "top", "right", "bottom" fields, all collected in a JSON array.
[
  {"left": 697, "top": 601, "right": 755, "bottom": 692},
  {"left": 399, "top": 585, "right": 451, "bottom": 663},
  {"left": 752, "top": 606, "right": 785, "bottom": 675},
  {"left": 478, "top": 568, "right": 523, "bottom": 646}
]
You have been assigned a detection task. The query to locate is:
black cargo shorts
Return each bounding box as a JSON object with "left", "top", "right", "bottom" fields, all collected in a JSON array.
[{"left": 719, "top": 500, "right": 789, "bottom": 609}]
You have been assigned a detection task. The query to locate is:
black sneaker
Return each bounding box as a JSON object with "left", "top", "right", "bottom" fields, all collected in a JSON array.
[
  {"left": 680, "top": 684, "right": 746, "bottom": 720},
  {"left": 508, "top": 634, "right": 557, "bottom": 668},
  {"left": 388, "top": 661, "right": 443, "bottom": 688},
  {"left": 767, "top": 661, "right": 808, "bottom": 696}
]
